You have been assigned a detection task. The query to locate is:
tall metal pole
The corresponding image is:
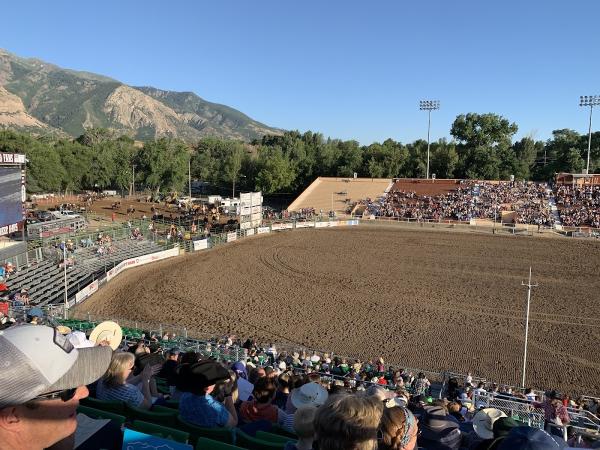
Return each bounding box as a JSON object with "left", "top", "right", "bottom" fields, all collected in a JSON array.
[
  {"left": 188, "top": 158, "right": 192, "bottom": 200},
  {"left": 521, "top": 267, "right": 537, "bottom": 388},
  {"left": 586, "top": 105, "right": 593, "bottom": 175},
  {"left": 580, "top": 96, "right": 599, "bottom": 175},
  {"left": 132, "top": 165, "right": 135, "bottom": 196},
  {"left": 426, "top": 109, "right": 432, "bottom": 179},
  {"left": 232, "top": 178, "right": 236, "bottom": 199},
  {"left": 420, "top": 100, "right": 440, "bottom": 180},
  {"left": 63, "top": 242, "right": 68, "bottom": 319}
]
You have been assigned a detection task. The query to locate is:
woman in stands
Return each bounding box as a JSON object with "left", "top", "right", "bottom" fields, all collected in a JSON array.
[
  {"left": 96, "top": 352, "right": 157, "bottom": 409},
  {"left": 377, "top": 406, "right": 419, "bottom": 450},
  {"left": 239, "top": 377, "right": 290, "bottom": 427}
]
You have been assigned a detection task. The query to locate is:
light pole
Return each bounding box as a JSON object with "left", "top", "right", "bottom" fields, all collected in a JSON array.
[
  {"left": 521, "top": 267, "right": 538, "bottom": 388},
  {"left": 419, "top": 100, "right": 440, "bottom": 180},
  {"left": 580, "top": 96, "right": 600, "bottom": 175},
  {"left": 62, "top": 241, "right": 68, "bottom": 319}
]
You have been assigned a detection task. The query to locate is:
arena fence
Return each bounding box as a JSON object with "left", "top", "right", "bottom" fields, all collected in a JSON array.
[{"left": 474, "top": 393, "right": 545, "bottom": 428}]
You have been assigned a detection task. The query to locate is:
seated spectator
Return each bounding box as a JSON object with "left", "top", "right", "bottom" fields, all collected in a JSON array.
[
  {"left": 377, "top": 405, "right": 419, "bottom": 450},
  {"left": 495, "top": 426, "right": 567, "bottom": 450},
  {"left": 284, "top": 405, "right": 317, "bottom": 450},
  {"left": 274, "top": 371, "right": 293, "bottom": 409},
  {"left": 178, "top": 360, "right": 238, "bottom": 428},
  {"left": 418, "top": 405, "right": 462, "bottom": 450},
  {"left": 0, "top": 324, "right": 112, "bottom": 450},
  {"left": 314, "top": 393, "right": 383, "bottom": 450},
  {"left": 288, "top": 381, "right": 329, "bottom": 415},
  {"left": 96, "top": 352, "right": 157, "bottom": 409},
  {"left": 232, "top": 361, "right": 254, "bottom": 402},
  {"left": 468, "top": 408, "right": 507, "bottom": 450},
  {"left": 158, "top": 348, "right": 180, "bottom": 394},
  {"left": 239, "top": 377, "right": 290, "bottom": 426}
]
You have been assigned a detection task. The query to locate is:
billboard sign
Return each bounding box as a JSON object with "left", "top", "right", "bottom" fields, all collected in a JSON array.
[{"left": 0, "top": 167, "right": 24, "bottom": 232}]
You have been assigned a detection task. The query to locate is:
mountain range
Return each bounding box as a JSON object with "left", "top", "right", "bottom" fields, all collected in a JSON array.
[{"left": 0, "top": 48, "right": 282, "bottom": 142}]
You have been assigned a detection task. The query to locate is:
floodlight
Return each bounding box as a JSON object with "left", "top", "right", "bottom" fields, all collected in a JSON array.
[{"left": 579, "top": 94, "right": 600, "bottom": 173}]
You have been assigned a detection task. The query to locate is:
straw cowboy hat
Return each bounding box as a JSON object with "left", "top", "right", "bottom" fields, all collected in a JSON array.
[{"left": 89, "top": 321, "right": 122, "bottom": 350}]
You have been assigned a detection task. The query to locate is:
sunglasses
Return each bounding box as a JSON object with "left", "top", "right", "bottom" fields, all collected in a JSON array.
[{"left": 34, "top": 388, "right": 78, "bottom": 402}]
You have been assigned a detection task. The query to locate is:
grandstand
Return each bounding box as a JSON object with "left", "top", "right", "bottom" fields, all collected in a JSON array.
[{"left": 287, "top": 176, "right": 392, "bottom": 214}]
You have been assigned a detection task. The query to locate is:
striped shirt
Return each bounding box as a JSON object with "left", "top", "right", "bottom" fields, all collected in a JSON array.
[{"left": 96, "top": 380, "right": 144, "bottom": 407}]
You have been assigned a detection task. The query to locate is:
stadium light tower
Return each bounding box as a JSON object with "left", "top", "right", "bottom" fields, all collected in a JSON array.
[
  {"left": 580, "top": 95, "right": 600, "bottom": 174},
  {"left": 521, "top": 267, "right": 537, "bottom": 388},
  {"left": 419, "top": 100, "right": 441, "bottom": 179}
]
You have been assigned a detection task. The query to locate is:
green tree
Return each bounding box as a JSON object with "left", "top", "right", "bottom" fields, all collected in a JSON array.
[
  {"left": 136, "top": 138, "right": 189, "bottom": 193},
  {"left": 254, "top": 147, "right": 296, "bottom": 193},
  {"left": 429, "top": 140, "right": 458, "bottom": 179}
]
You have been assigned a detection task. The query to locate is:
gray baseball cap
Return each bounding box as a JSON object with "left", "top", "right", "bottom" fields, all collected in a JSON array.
[{"left": 0, "top": 325, "right": 112, "bottom": 408}]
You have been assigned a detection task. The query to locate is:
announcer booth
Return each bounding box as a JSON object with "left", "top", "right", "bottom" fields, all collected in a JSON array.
[
  {"left": 556, "top": 172, "right": 600, "bottom": 187},
  {"left": 0, "top": 153, "right": 26, "bottom": 241}
]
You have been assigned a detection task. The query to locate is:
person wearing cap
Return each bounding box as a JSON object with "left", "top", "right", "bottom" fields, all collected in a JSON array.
[
  {"left": 178, "top": 360, "right": 238, "bottom": 428},
  {"left": 496, "top": 425, "right": 569, "bottom": 450},
  {"left": 239, "top": 377, "right": 291, "bottom": 427},
  {"left": 418, "top": 405, "right": 462, "bottom": 450},
  {"left": 158, "top": 348, "right": 180, "bottom": 394},
  {"left": 534, "top": 391, "right": 570, "bottom": 431},
  {"left": 232, "top": 361, "right": 254, "bottom": 402},
  {"left": 0, "top": 324, "right": 112, "bottom": 450}
]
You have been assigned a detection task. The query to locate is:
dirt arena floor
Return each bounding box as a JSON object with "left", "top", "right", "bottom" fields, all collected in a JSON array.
[{"left": 78, "top": 227, "right": 600, "bottom": 395}]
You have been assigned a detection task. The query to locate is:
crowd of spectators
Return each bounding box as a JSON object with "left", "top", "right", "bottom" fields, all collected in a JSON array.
[
  {"left": 362, "top": 181, "right": 554, "bottom": 226},
  {"left": 0, "top": 318, "right": 599, "bottom": 449},
  {"left": 555, "top": 186, "right": 600, "bottom": 228}
]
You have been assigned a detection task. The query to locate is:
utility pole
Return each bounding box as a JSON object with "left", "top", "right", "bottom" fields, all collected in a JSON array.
[
  {"left": 62, "top": 241, "right": 68, "bottom": 319},
  {"left": 132, "top": 165, "right": 135, "bottom": 196},
  {"left": 521, "top": 267, "right": 538, "bottom": 388},
  {"left": 188, "top": 157, "right": 192, "bottom": 200}
]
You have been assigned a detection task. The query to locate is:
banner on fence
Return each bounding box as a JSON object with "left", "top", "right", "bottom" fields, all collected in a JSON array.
[
  {"left": 245, "top": 228, "right": 255, "bottom": 236},
  {"left": 106, "top": 246, "right": 180, "bottom": 282},
  {"left": 193, "top": 239, "right": 209, "bottom": 251},
  {"left": 257, "top": 227, "right": 271, "bottom": 234},
  {"left": 227, "top": 232, "right": 237, "bottom": 242},
  {"left": 272, "top": 223, "right": 293, "bottom": 231},
  {"left": 316, "top": 221, "right": 340, "bottom": 228},
  {"left": 75, "top": 280, "right": 98, "bottom": 303},
  {"left": 0, "top": 302, "right": 8, "bottom": 316},
  {"left": 295, "top": 221, "right": 315, "bottom": 228},
  {"left": 68, "top": 299, "right": 76, "bottom": 308}
]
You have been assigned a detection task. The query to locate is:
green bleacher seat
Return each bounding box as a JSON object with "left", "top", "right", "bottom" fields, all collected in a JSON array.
[
  {"left": 125, "top": 403, "right": 178, "bottom": 427},
  {"left": 80, "top": 397, "right": 126, "bottom": 415},
  {"left": 256, "top": 430, "right": 294, "bottom": 444},
  {"left": 176, "top": 415, "right": 234, "bottom": 445},
  {"left": 130, "top": 420, "right": 190, "bottom": 444},
  {"left": 77, "top": 405, "right": 126, "bottom": 425},
  {"left": 235, "top": 430, "right": 285, "bottom": 450},
  {"left": 195, "top": 436, "right": 245, "bottom": 450},
  {"left": 270, "top": 424, "right": 298, "bottom": 439}
]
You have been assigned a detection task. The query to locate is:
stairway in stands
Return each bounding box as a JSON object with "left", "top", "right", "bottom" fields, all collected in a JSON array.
[{"left": 547, "top": 188, "right": 562, "bottom": 226}]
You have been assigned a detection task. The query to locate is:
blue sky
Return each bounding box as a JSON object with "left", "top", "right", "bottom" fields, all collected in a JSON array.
[{"left": 2, "top": 0, "right": 599, "bottom": 144}]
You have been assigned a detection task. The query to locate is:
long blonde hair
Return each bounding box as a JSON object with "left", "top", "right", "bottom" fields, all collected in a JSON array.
[
  {"left": 103, "top": 352, "right": 134, "bottom": 388},
  {"left": 314, "top": 393, "right": 383, "bottom": 450}
]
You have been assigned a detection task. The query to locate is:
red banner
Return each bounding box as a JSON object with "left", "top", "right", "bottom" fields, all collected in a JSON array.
[{"left": 0, "top": 302, "right": 9, "bottom": 316}]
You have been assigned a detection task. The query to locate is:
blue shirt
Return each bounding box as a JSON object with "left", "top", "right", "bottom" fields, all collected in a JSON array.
[
  {"left": 96, "top": 380, "right": 144, "bottom": 407},
  {"left": 179, "top": 392, "right": 230, "bottom": 428}
]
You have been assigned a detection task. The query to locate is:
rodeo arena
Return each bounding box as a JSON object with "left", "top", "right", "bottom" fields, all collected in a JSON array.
[{"left": 2, "top": 151, "right": 600, "bottom": 450}]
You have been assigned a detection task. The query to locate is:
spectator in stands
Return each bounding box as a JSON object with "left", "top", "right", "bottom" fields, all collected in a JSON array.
[
  {"left": 314, "top": 393, "right": 383, "bottom": 450},
  {"left": 0, "top": 324, "right": 112, "bottom": 450},
  {"left": 96, "top": 352, "right": 158, "bottom": 409},
  {"left": 533, "top": 391, "right": 570, "bottom": 430},
  {"left": 158, "top": 348, "right": 180, "bottom": 395},
  {"left": 495, "top": 426, "right": 567, "bottom": 450},
  {"left": 178, "top": 360, "right": 238, "bottom": 428},
  {"left": 413, "top": 372, "right": 431, "bottom": 396},
  {"left": 239, "top": 377, "right": 291, "bottom": 427},
  {"left": 417, "top": 405, "right": 462, "bottom": 450},
  {"left": 467, "top": 408, "right": 507, "bottom": 450},
  {"left": 284, "top": 405, "right": 317, "bottom": 450},
  {"left": 232, "top": 361, "right": 254, "bottom": 402},
  {"left": 377, "top": 405, "right": 419, "bottom": 450},
  {"left": 274, "top": 371, "right": 293, "bottom": 409}
]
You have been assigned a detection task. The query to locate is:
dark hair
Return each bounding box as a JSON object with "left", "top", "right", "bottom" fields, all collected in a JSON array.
[
  {"left": 253, "top": 377, "right": 277, "bottom": 404},
  {"left": 180, "top": 351, "right": 201, "bottom": 365}
]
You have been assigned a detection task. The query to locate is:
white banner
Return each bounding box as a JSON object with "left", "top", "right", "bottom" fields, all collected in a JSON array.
[
  {"left": 193, "top": 239, "right": 209, "bottom": 251},
  {"left": 75, "top": 280, "right": 98, "bottom": 303},
  {"left": 245, "top": 228, "right": 255, "bottom": 236},
  {"left": 227, "top": 232, "right": 237, "bottom": 242},
  {"left": 329, "top": 221, "right": 339, "bottom": 227},
  {"left": 106, "top": 246, "right": 180, "bottom": 282},
  {"left": 295, "top": 221, "right": 315, "bottom": 228},
  {"left": 272, "top": 223, "right": 293, "bottom": 231},
  {"left": 315, "top": 221, "right": 329, "bottom": 228},
  {"left": 257, "top": 226, "right": 271, "bottom": 234}
]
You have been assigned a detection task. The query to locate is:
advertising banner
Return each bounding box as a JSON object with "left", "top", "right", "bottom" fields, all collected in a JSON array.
[
  {"left": 245, "top": 228, "right": 255, "bottom": 236},
  {"left": 193, "top": 239, "right": 209, "bottom": 251},
  {"left": 227, "top": 232, "right": 237, "bottom": 242},
  {"left": 257, "top": 226, "right": 271, "bottom": 234},
  {"left": 106, "top": 246, "right": 180, "bottom": 283},
  {"left": 75, "top": 280, "right": 99, "bottom": 303},
  {"left": 272, "top": 223, "right": 293, "bottom": 231},
  {"left": 295, "top": 221, "right": 315, "bottom": 228},
  {"left": 315, "top": 221, "right": 329, "bottom": 228}
]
